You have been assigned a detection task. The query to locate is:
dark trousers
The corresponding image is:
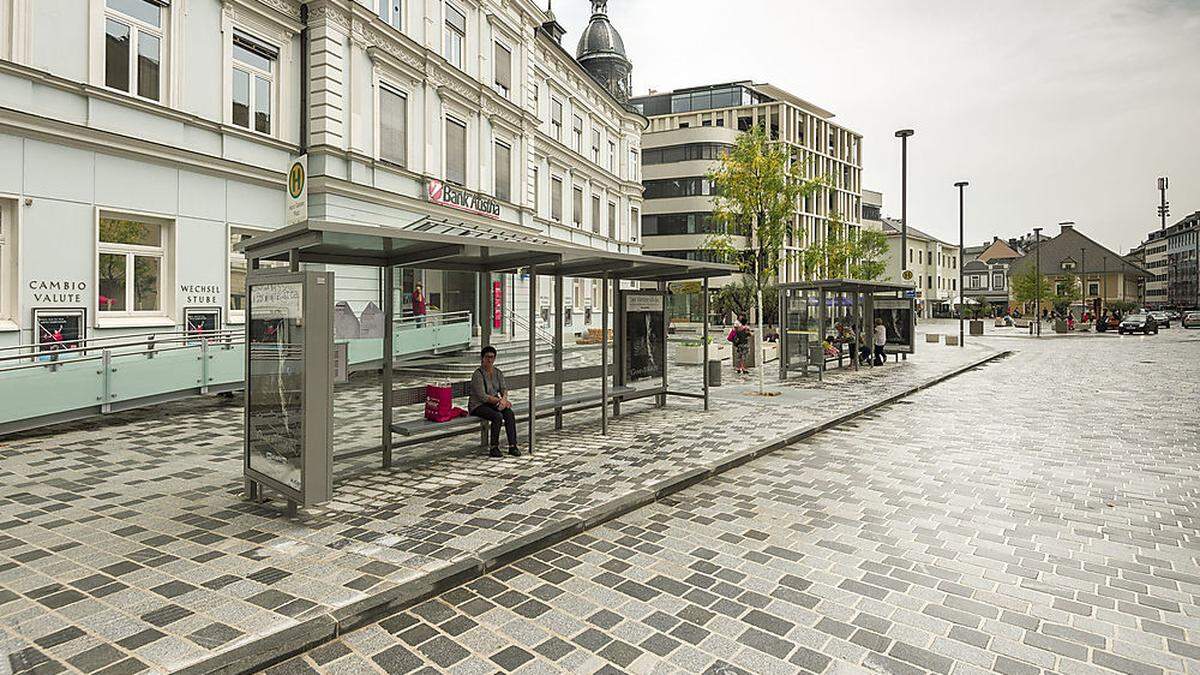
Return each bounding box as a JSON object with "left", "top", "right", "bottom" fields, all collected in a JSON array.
[
  {"left": 472, "top": 403, "right": 518, "bottom": 449},
  {"left": 873, "top": 345, "right": 886, "bottom": 366}
]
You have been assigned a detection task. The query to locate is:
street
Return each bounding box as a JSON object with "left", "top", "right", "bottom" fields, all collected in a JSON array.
[{"left": 257, "top": 329, "right": 1200, "bottom": 674}]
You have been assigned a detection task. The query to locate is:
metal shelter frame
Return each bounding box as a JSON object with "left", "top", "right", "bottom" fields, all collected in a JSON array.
[
  {"left": 241, "top": 218, "right": 735, "bottom": 487},
  {"left": 777, "top": 279, "right": 916, "bottom": 382}
]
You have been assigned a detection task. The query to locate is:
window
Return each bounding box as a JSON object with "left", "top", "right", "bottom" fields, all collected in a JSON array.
[
  {"left": 591, "top": 195, "right": 601, "bottom": 234},
  {"left": 572, "top": 187, "right": 584, "bottom": 226},
  {"left": 0, "top": 201, "right": 13, "bottom": 322},
  {"left": 228, "top": 227, "right": 284, "bottom": 319},
  {"left": 231, "top": 30, "right": 277, "bottom": 134},
  {"left": 1088, "top": 282, "right": 1100, "bottom": 296},
  {"left": 992, "top": 273, "right": 1005, "bottom": 290},
  {"left": 628, "top": 149, "right": 639, "bottom": 180},
  {"left": 909, "top": 249, "right": 913, "bottom": 263},
  {"left": 532, "top": 168, "right": 540, "bottom": 214},
  {"left": 380, "top": 85, "right": 407, "bottom": 166},
  {"left": 927, "top": 275, "right": 932, "bottom": 290},
  {"left": 445, "top": 116, "right": 466, "bottom": 185},
  {"left": 493, "top": 41, "right": 512, "bottom": 96},
  {"left": 641, "top": 213, "right": 724, "bottom": 236},
  {"left": 494, "top": 141, "right": 511, "bottom": 202},
  {"left": 98, "top": 215, "right": 168, "bottom": 315},
  {"left": 550, "top": 177, "right": 563, "bottom": 221},
  {"left": 443, "top": 3, "right": 466, "bottom": 69},
  {"left": 642, "top": 143, "right": 732, "bottom": 165},
  {"left": 607, "top": 141, "right": 616, "bottom": 172},
  {"left": 918, "top": 250, "right": 923, "bottom": 264},
  {"left": 608, "top": 202, "right": 617, "bottom": 239},
  {"left": 550, "top": 99, "right": 563, "bottom": 140},
  {"left": 642, "top": 177, "right": 718, "bottom": 199},
  {"left": 630, "top": 208, "right": 639, "bottom": 242},
  {"left": 376, "top": 0, "right": 402, "bottom": 29},
  {"left": 105, "top": 0, "right": 164, "bottom": 101},
  {"left": 572, "top": 115, "right": 583, "bottom": 153},
  {"left": 592, "top": 130, "right": 601, "bottom": 164}
]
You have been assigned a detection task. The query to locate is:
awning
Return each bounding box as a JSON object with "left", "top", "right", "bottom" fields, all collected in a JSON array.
[{"left": 239, "top": 218, "right": 737, "bottom": 282}]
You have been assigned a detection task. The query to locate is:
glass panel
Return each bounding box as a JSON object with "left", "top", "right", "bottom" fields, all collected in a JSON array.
[
  {"left": 247, "top": 282, "right": 306, "bottom": 492},
  {"left": 551, "top": 178, "right": 562, "bottom": 220},
  {"left": 608, "top": 203, "right": 616, "bottom": 239},
  {"left": 136, "top": 31, "right": 160, "bottom": 101},
  {"left": 107, "top": 0, "right": 161, "bottom": 27},
  {"left": 445, "top": 118, "right": 466, "bottom": 185},
  {"left": 230, "top": 233, "right": 248, "bottom": 312},
  {"left": 98, "top": 253, "right": 127, "bottom": 312},
  {"left": 232, "top": 69, "right": 250, "bottom": 128},
  {"left": 255, "top": 75, "right": 271, "bottom": 133},
  {"left": 572, "top": 188, "right": 583, "bottom": 226},
  {"left": 591, "top": 196, "right": 600, "bottom": 234},
  {"left": 494, "top": 42, "right": 511, "bottom": 91},
  {"left": 233, "top": 42, "right": 273, "bottom": 72},
  {"left": 99, "top": 218, "right": 161, "bottom": 246},
  {"left": 105, "top": 19, "right": 131, "bottom": 92},
  {"left": 380, "top": 87, "right": 407, "bottom": 164},
  {"left": 445, "top": 3, "right": 466, "bottom": 31},
  {"left": 495, "top": 142, "right": 511, "bottom": 202},
  {"left": 444, "top": 29, "right": 462, "bottom": 67},
  {"left": 133, "top": 255, "right": 160, "bottom": 311}
]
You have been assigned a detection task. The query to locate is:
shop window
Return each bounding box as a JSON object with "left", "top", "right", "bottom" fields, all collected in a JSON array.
[
  {"left": 231, "top": 30, "right": 277, "bottom": 135},
  {"left": 104, "top": 0, "right": 165, "bottom": 102},
  {"left": 443, "top": 2, "right": 466, "bottom": 69},
  {"left": 98, "top": 214, "right": 169, "bottom": 316},
  {"left": 380, "top": 84, "right": 407, "bottom": 166}
]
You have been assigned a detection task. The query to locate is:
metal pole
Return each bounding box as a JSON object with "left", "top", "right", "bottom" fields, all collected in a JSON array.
[
  {"left": 382, "top": 265, "right": 394, "bottom": 468},
  {"left": 1033, "top": 227, "right": 1043, "bottom": 336},
  {"left": 702, "top": 276, "right": 710, "bottom": 411},
  {"left": 955, "top": 181, "right": 968, "bottom": 347},
  {"left": 895, "top": 129, "right": 915, "bottom": 273},
  {"left": 658, "top": 281, "right": 667, "bottom": 408},
  {"left": 553, "top": 274, "right": 564, "bottom": 430},
  {"left": 1080, "top": 246, "right": 1086, "bottom": 320},
  {"left": 528, "top": 268, "right": 537, "bottom": 452},
  {"left": 1102, "top": 255, "right": 1107, "bottom": 314},
  {"left": 600, "top": 274, "right": 609, "bottom": 435}
]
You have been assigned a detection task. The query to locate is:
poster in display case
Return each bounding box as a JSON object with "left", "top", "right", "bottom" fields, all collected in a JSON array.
[
  {"left": 623, "top": 293, "right": 665, "bottom": 382},
  {"left": 243, "top": 271, "right": 333, "bottom": 508},
  {"left": 874, "top": 298, "right": 916, "bottom": 353},
  {"left": 184, "top": 307, "right": 221, "bottom": 334},
  {"left": 33, "top": 308, "right": 86, "bottom": 356}
]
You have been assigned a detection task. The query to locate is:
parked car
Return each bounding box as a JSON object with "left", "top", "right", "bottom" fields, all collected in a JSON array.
[
  {"left": 1118, "top": 314, "right": 1159, "bottom": 335},
  {"left": 1095, "top": 315, "right": 1120, "bottom": 332},
  {"left": 1148, "top": 310, "right": 1172, "bottom": 327},
  {"left": 1167, "top": 310, "right": 1181, "bottom": 320},
  {"left": 1184, "top": 311, "right": 1200, "bottom": 329}
]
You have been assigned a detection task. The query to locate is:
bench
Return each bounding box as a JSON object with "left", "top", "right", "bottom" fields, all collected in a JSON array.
[{"left": 387, "top": 365, "right": 634, "bottom": 451}]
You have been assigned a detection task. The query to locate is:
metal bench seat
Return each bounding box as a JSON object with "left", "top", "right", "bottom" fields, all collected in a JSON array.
[{"left": 390, "top": 385, "right": 635, "bottom": 438}]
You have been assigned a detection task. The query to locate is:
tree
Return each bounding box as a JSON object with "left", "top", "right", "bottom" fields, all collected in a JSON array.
[
  {"left": 1053, "top": 273, "right": 1082, "bottom": 314},
  {"left": 1011, "top": 267, "right": 1054, "bottom": 312},
  {"left": 713, "top": 278, "right": 778, "bottom": 326},
  {"left": 848, "top": 229, "right": 889, "bottom": 281},
  {"left": 702, "top": 125, "right": 826, "bottom": 393},
  {"left": 799, "top": 211, "right": 888, "bottom": 282}
]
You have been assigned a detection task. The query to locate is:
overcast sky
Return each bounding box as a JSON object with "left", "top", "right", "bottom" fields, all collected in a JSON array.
[{"left": 552, "top": 0, "right": 1200, "bottom": 253}]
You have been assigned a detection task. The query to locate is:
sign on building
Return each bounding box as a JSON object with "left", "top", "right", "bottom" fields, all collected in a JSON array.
[{"left": 426, "top": 179, "right": 501, "bottom": 219}]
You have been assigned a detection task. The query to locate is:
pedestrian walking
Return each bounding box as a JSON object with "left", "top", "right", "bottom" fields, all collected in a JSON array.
[
  {"left": 412, "top": 283, "right": 427, "bottom": 325},
  {"left": 728, "top": 317, "right": 752, "bottom": 375}
]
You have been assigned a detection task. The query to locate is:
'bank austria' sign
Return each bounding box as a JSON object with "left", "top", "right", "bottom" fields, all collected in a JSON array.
[{"left": 426, "top": 179, "right": 501, "bottom": 219}]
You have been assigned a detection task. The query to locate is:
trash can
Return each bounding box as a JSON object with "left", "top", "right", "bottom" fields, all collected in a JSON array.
[{"left": 707, "top": 359, "right": 722, "bottom": 387}]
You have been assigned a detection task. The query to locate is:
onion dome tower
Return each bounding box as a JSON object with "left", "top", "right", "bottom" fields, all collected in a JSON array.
[{"left": 575, "top": 0, "right": 633, "bottom": 106}]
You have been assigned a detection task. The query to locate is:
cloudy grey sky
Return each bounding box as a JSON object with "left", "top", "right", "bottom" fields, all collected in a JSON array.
[{"left": 552, "top": 0, "right": 1200, "bottom": 253}]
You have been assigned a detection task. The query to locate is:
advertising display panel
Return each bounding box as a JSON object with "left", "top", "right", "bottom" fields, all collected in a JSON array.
[
  {"left": 32, "top": 308, "right": 86, "bottom": 355},
  {"left": 875, "top": 298, "right": 916, "bottom": 354},
  {"left": 623, "top": 293, "right": 665, "bottom": 383}
]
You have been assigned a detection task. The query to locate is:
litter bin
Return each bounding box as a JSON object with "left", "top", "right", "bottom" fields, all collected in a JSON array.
[{"left": 707, "top": 359, "right": 722, "bottom": 387}]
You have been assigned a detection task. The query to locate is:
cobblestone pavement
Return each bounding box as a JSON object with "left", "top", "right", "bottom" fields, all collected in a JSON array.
[
  {"left": 0, "top": 327, "right": 998, "bottom": 674},
  {"left": 265, "top": 328, "right": 1200, "bottom": 675}
]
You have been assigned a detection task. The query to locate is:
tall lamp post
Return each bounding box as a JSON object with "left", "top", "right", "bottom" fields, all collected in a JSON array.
[
  {"left": 1080, "top": 246, "right": 1087, "bottom": 319},
  {"left": 1033, "top": 226, "right": 1043, "bottom": 336},
  {"left": 895, "top": 129, "right": 915, "bottom": 275},
  {"left": 1102, "top": 255, "right": 1107, "bottom": 315},
  {"left": 955, "top": 181, "right": 968, "bottom": 347}
]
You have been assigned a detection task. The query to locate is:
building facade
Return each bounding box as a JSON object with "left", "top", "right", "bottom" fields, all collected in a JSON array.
[
  {"left": 962, "top": 238, "right": 1021, "bottom": 312},
  {"left": 0, "top": 0, "right": 643, "bottom": 350},
  {"left": 861, "top": 189, "right": 882, "bottom": 232},
  {"left": 1142, "top": 233, "right": 1169, "bottom": 308},
  {"left": 1163, "top": 212, "right": 1198, "bottom": 310},
  {"left": 1007, "top": 223, "right": 1146, "bottom": 313},
  {"left": 630, "top": 81, "right": 863, "bottom": 285},
  {"left": 881, "top": 218, "right": 958, "bottom": 318}
]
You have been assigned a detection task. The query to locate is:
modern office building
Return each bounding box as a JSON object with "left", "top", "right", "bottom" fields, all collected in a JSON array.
[
  {"left": 861, "top": 189, "right": 883, "bottom": 232},
  {"left": 0, "top": 0, "right": 643, "bottom": 350},
  {"left": 1164, "top": 212, "right": 1199, "bottom": 309},
  {"left": 881, "top": 218, "right": 958, "bottom": 318},
  {"left": 1142, "top": 233, "right": 1170, "bottom": 308},
  {"left": 630, "top": 81, "right": 863, "bottom": 285}
]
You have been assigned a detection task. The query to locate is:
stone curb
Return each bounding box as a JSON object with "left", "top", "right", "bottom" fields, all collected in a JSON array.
[{"left": 183, "top": 349, "right": 1011, "bottom": 674}]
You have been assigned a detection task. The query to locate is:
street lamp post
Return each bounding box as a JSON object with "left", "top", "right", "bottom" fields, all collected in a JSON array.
[
  {"left": 1102, "top": 255, "right": 1107, "bottom": 315},
  {"left": 1033, "top": 226, "right": 1043, "bottom": 336},
  {"left": 955, "top": 181, "right": 968, "bottom": 347},
  {"left": 895, "top": 130, "right": 914, "bottom": 275},
  {"left": 1080, "top": 246, "right": 1087, "bottom": 319}
]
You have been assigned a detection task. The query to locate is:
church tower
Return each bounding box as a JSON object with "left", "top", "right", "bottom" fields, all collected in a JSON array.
[{"left": 575, "top": 1, "right": 633, "bottom": 106}]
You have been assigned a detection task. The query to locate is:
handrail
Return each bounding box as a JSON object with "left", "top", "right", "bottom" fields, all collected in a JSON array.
[
  {"left": 511, "top": 311, "right": 556, "bottom": 348},
  {"left": 0, "top": 330, "right": 239, "bottom": 366},
  {"left": 394, "top": 310, "right": 473, "bottom": 329},
  {"left": 0, "top": 327, "right": 241, "bottom": 355}
]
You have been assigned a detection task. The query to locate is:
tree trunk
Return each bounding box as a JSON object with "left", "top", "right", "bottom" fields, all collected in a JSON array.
[{"left": 756, "top": 286, "right": 765, "bottom": 395}]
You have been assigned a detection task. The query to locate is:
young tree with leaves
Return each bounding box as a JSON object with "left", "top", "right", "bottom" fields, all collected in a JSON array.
[{"left": 702, "top": 125, "right": 827, "bottom": 393}]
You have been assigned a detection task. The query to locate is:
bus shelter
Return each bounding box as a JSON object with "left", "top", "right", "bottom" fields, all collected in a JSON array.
[
  {"left": 239, "top": 218, "right": 734, "bottom": 513},
  {"left": 778, "top": 279, "right": 916, "bottom": 382}
]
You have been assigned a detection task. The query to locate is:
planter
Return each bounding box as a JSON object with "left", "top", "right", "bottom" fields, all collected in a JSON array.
[
  {"left": 746, "top": 339, "right": 779, "bottom": 367},
  {"left": 970, "top": 320, "right": 985, "bottom": 336},
  {"left": 677, "top": 342, "right": 730, "bottom": 365}
]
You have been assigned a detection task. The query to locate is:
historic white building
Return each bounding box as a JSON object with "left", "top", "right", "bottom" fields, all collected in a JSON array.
[{"left": 0, "top": 0, "right": 643, "bottom": 349}]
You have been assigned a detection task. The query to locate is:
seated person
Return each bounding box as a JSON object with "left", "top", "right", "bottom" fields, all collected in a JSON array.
[
  {"left": 469, "top": 346, "right": 521, "bottom": 458},
  {"left": 823, "top": 335, "right": 841, "bottom": 358}
]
